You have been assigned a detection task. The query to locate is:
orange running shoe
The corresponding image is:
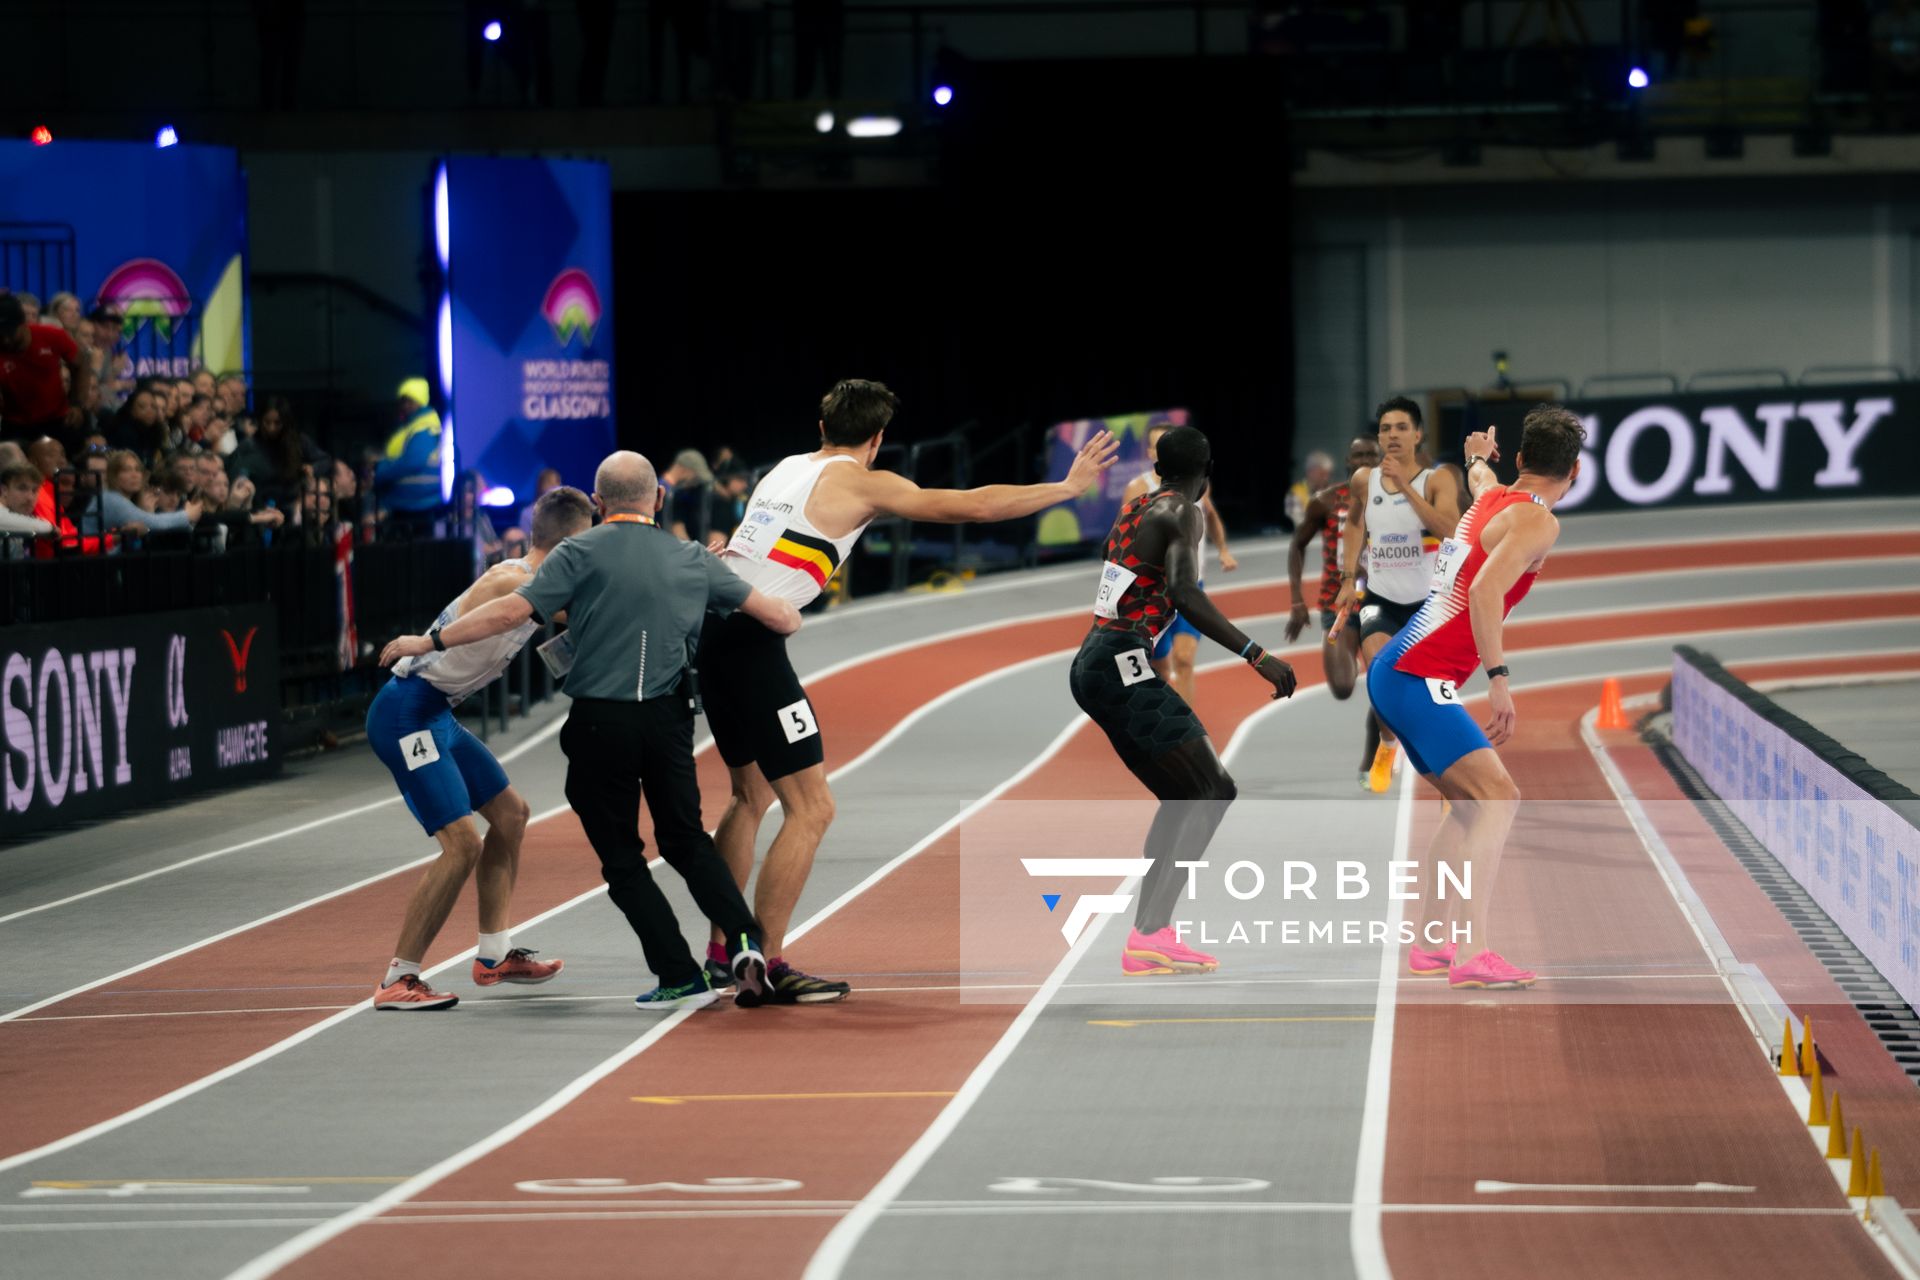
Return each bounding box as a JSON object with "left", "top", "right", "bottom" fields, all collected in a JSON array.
[
  {"left": 1368, "top": 743, "right": 1398, "bottom": 793},
  {"left": 472, "top": 948, "right": 564, "bottom": 987},
  {"left": 373, "top": 973, "right": 459, "bottom": 1010}
]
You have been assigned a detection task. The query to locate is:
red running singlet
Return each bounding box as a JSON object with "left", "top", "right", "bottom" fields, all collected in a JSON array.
[
  {"left": 1089, "top": 490, "right": 1176, "bottom": 642},
  {"left": 1317, "top": 482, "right": 1353, "bottom": 611},
  {"left": 1391, "top": 485, "right": 1548, "bottom": 685}
]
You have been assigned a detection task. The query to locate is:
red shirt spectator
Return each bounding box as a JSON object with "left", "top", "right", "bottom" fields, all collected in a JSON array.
[{"left": 0, "top": 292, "right": 90, "bottom": 439}]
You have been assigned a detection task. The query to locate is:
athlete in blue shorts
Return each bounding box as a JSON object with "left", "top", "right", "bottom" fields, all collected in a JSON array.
[
  {"left": 1123, "top": 421, "right": 1237, "bottom": 704},
  {"left": 364, "top": 486, "right": 594, "bottom": 1010}
]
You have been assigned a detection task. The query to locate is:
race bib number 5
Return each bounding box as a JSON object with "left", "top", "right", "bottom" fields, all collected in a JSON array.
[
  {"left": 1093, "top": 561, "right": 1137, "bottom": 619},
  {"left": 1425, "top": 678, "right": 1459, "bottom": 705},
  {"left": 778, "top": 698, "right": 820, "bottom": 744},
  {"left": 1116, "top": 649, "right": 1154, "bottom": 686}
]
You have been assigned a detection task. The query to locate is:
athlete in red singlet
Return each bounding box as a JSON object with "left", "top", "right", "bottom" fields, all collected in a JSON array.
[{"left": 1366, "top": 406, "right": 1587, "bottom": 990}]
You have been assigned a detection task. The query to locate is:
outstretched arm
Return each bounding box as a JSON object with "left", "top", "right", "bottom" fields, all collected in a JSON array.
[
  {"left": 1469, "top": 504, "right": 1559, "bottom": 746},
  {"left": 1202, "top": 493, "right": 1236, "bottom": 570},
  {"left": 380, "top": 591, "right": 533, "bottom": 665},
  {"left": 853, "top": 430, "right": 1118, "bottom": 524},
  {"left": 1160, "top": 504, "right": 1296, "bottom": 699}
]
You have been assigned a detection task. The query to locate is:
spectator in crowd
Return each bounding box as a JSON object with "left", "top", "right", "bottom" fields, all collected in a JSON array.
[
  {"left": 180, "top": 394, "right": 216, "bottom": 447},
  {"left": 87, "top": 306, "right": 134, "bottom": 410},
  {"left": 0, "top": 441, "right": 24, "bottom": 471},
  {"left": 14, "top": 293, "right": 41, "bottom": 324},
  {"left": 1284, "top": 449, "right": 1333, "bottom": 529},
  {"left": 374, "top": 377, "right": 446, "bottom": 518},
  {"left": 80, "top": 448, "right": 201, "bottom": 539},
  {"left": 0, "top": 293, "right": 92, "bottom": 448},
  {"left": 107, "top": 385, "right": 165, "bottom": 456},
  {"left": 500, "top": 525, "right": 529, "bottom": 560},
  {"left": 230, "top": 395, "right": 316, "bottom": 511},
  {"left": 704, "top": 465, "right": 751, "bottom": 550},
  {"left": 217, "top": 373, "right": 250, "bottom": 424},
  {"left": 192, "top": 368, "right": 217, "bottom": 399},
  {"left": 0, "top": 462, "right": 55, "bottom": 536},
  {"left": 204, "top": 409, "right": 240, "bottom": 457},
  {"left": 46, "top": 292, "right": 83, "bottom": 336},
  {"left": 25, "top": 435, "right": 66, "bottom": 523},
  {"left": 517, "top": 466, "right": 563, "bottom": 533},
  {"left": 660, "top": 447, "right": 711, "bottom": 539}
]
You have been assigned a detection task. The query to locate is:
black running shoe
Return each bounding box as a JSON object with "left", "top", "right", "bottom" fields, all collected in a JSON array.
[
  {"left": 703, "top": 957, "right": 735, "bottom": 991},
  {"left": 768, "top": 964, "right": 851, "bottom": 1005},
  {"left": 729, "top": 932, "right": 769, "bottom": 1008}
]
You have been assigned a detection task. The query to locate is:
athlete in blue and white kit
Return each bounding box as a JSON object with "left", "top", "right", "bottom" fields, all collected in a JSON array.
[{"left": 364, "top": 486, "right": 595, "bottom": 1010}]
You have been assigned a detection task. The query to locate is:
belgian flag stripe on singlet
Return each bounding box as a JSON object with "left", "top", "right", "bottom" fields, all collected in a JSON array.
[{"left": 767, "top": 527, "right": 842, "bottom": 588}]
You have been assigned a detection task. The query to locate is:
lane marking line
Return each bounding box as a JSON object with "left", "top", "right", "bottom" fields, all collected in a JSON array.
[
  {"left": 1348, "top": 762, "right": 1412, "bottom": 1280},
  {"left": 630, "top": 1091, "right": 957, "bottom": 1105},
  {"left": 1085, "top": 1017, "right": 1375, "bottom": 1028},
  {"left": 1475, "top": 1181, "right": 1755, "bottom": 1195}
]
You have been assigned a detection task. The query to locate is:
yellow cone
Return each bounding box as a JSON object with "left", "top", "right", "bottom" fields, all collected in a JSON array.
[
  {"left": 1780, "top": 1018, "right": 1800, "bottom": 1076},
  {"left": 1828, "top": 1095, "right": 1849, "bottom": 1158},
  {"left": 1849, "top": 1129, "right": 1869, "bottom": 1196},
  {"left": 1808, "top": 1057, "right": 1828, "bottom": 1126},
  {"left": 1801, "top": 1016, "right": 1818, "bottom": 1076},
  {"left": 1870, "top": 1150, "right": 1886, "bottom": 1198}
]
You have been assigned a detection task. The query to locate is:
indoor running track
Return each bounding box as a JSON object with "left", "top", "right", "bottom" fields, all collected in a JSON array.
[{"left": 3, "top": 497, "right": 1919, "bottom": 1280}]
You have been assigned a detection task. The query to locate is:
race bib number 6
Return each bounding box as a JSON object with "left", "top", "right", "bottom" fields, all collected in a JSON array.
[
  {"left": 1093, "top": 561, "right": 1137, "bottom": 619},
  {"left": 1424, "top": 677, "right": 1459, "bottom": 705}
]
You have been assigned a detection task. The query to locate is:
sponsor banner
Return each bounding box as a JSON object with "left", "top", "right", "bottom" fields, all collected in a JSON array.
[
  {"left": 1450, "top": 383, "right": 1920, "bottom": 512},
  {"left": 439, "top": 156, "right": 615, "bottom": 504},
  {"left": 1672, "top": 652, "right": 1920, "bottom": 1012},
  {"left": 1036, "top": 409, "right": 1187, "bottom": 547},
  {"left": 0, "top": 140, "right": 248, "bottom": 379},
  {"left": 2, "top": 606, "right": 278, "bottom": 838}
]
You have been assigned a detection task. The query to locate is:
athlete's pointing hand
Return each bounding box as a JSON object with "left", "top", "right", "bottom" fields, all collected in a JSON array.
[
  {"left": 1064, "top": 430, "right": 1121, "bottom": 493},
  {"left": 1462, "top": 427, "right": 1500, "bottom": 465},
  {"left": 1255, "top": 651, "right": 1297, "bottom": 700}
]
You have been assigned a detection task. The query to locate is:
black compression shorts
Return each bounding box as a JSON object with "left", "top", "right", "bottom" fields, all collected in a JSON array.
[
  {"left": 697, "top": 610, "right": 824, "bottom": 781},
  {"left": 1069, "top": 627, "right": 1208, "bottom": 772},
  {"left": 1357, "top": 593, "right": 1422, "bottom": 643}
]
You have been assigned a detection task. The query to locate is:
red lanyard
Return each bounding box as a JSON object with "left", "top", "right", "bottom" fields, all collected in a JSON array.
[{"left": 604, "top": 513, "right": 657, "bottom": 526}]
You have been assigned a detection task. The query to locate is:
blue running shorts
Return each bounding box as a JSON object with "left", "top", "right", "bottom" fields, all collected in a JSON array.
[
  {"left": 1151, "top": 578, "right": 1204, "bottom": 661},
  {"left": 367, "top": 675, "right": 510, "bottom": 836},
  {"left": 1365, "top": 643, "right": 1490, "bottom": 780}
]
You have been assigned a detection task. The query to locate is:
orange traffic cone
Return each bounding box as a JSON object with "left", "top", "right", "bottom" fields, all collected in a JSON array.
[
  {"left": 1828, "top": 1094, "right": 1849, "bottom": 1158},
  {"left": 1596, "top": 678, "right": 1629, "bottom": 730}
]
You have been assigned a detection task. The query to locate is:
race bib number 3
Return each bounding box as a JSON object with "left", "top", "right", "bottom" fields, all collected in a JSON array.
[
  {"left": 400, "top": 730, "right": 441, "bottom": 771},
  {"left": 778, "top": 698, "right": 820, "bottom": 744},
  {"left": 1093, "top": 561, "right": 1137, "bottom": 619},
  {"left": 1425, "top": 677, "right": 1459, "bottom": 705},
  {"left": 1115, "top": 649, "right": 1153, "bottom": 687},
  {"left": 727, "top": 509, "right": 784, "bottom": 563}
]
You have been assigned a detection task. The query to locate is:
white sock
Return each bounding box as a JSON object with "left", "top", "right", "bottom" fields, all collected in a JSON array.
[
  {"left": 383, "top": 957, "right": 422, "bottom": 987},
  {"left": 477, "top": 931, "right": 512, "bottom": 966}
]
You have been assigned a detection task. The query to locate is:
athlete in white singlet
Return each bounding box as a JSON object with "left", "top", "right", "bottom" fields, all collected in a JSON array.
[
  {"left": 362, "top": 486, "right": 595, "bottom": 1010},
  {"left": 1120, "top": 421, "right": 1238, "bottom": 704},
  {"left": 1334, "top": 396, "right": 1464, "bottom": 792},
  {"left": 699, "top": 379, "right": 1118, "bottom": 1004},
  {"left": 1367, "top": 407, "right": 1585, "bottom": 990}
]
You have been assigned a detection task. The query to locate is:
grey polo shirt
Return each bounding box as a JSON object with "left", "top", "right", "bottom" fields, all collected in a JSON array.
[{"left": 516, "top": 520, "right": 752, "bottom": 701}]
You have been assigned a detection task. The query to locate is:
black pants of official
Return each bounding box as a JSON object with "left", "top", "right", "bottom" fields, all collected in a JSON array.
[{"left": 560, "top": 696, "right": 760, "bottom": 989}]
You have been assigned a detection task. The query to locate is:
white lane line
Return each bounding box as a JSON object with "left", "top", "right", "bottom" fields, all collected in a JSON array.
[
  {"left": 1475, "top": 1181, "right": 1754, "bottom": 1195},
  {"left": 0, "top": 831, "right": 597, "bottom": 1178},
  {"left": 1349, "top": 764, "right": 1413, "bottom": 1280},
  {"left": 219, "top": 714, "right": 1094, "bottom": 1280},
  {"left": 9, "top": 1006, "right": 357, "bottom": 1023},
  {"left": 0, "top": 712, "right": 570, "bottom": 929}
]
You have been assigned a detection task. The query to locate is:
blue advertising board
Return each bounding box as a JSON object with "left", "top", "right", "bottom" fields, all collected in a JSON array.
[
  {"left": 0, "top": 140, "right": 248, "bottom": 379},
  {"left": 437, "top": 157, "right": 615, "bottom": 505}
]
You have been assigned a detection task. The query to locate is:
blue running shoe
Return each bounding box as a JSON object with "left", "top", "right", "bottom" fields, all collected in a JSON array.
[{"left": 634, "top": 976, "right": 719, "bottom": 1011}]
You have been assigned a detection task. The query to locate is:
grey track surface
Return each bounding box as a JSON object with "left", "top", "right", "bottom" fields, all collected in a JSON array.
[
  {"left": 1, "top": 499, "right": 1916, "bottom": 1280},
  {"left": 1766, "top": 679, "right": 1920, "bottom": 793}
]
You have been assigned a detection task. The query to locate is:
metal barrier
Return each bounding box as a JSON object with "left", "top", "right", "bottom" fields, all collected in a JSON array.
[
  {"left": 1578, "top": 372, "right": 1681, "bottom": 397},
  {"left": 1686, "top": 367, "right": 1792, "bottom": 391},
  {"left": 1801, "top": 364, "right": 1906, "bottom": 385}
]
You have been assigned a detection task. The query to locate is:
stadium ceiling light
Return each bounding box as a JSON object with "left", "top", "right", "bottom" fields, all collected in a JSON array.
[
  {"left": 483, "top": 20, "right": 502, "bottom": 41},
  {"left": 932, "top": 84, "right": 954, "bottom": 107},
  {"left": 814, "top": 110, "right": 835, "bottom": 134},
  {"left": 1627, "top": 66, "right": 1649, "bottom": 89},
  {"left": 30, "top": 125, "right": 52, "bottom": 146},
  {"left": 846, "top": 116, "right": 903, "bottom": 139},
  {"left": 480, "top": 486, "right": 515, "bottom": 507},
  {"left": 155, "top": 125, "right": 179, "bottom": 148}
]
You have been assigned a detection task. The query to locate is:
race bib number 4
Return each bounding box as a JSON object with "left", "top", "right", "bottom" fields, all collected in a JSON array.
[
  {"left": 1425, "top": 677, "right": 1459, "bottom": 705},
  {"left": 727, "top": 508, "right": 783, "bottom": 563},
  {"left": 1115, "top": 649, "right": 1154, "bottom": 686},
  {"left": 400, "top": 730, "right": 441, "bottom": 771},
  {"left": 1093, "top": 561, "right": 1137, "bottom": 619}
]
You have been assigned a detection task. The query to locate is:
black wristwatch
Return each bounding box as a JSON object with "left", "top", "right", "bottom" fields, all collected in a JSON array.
[
  {"left": 1485, "top": 664, "right": 1509, "bottom": 681},
  {"left": 430, "top": 627, "right": 446, "bottom": 652}
]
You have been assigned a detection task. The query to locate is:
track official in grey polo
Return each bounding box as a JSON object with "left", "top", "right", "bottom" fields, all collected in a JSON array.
[{"left": 381, "top": 451, "right": 802, "bottom": 1011}]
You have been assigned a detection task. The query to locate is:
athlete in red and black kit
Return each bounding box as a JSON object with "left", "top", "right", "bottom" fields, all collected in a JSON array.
[
  {"left": 1069, "top": 425, "right": 1296, "bottom": 976},
  {"left": 1287, "top": 434, "right": 1384, "bottom": 779}
]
